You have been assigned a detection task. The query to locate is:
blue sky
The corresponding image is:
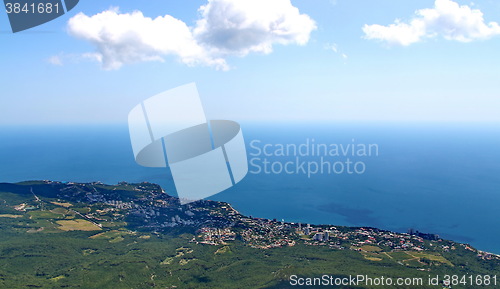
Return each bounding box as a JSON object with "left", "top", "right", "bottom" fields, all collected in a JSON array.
[{"left": 1, "top": 0, "right": 499, "bottom": 125}]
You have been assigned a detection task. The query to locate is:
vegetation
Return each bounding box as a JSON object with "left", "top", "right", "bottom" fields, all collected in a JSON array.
[{"left": 0, "top": 181, "right": 498, "bottom": 288}]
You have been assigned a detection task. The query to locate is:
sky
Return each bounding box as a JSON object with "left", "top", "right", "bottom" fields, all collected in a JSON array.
[{"left": 1, "top": 0, "right": 500, "bottom": 125}]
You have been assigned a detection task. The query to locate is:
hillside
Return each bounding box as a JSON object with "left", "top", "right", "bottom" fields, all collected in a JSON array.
[{"left": 0, "top": 181, "right": 498, "bottom": 288}]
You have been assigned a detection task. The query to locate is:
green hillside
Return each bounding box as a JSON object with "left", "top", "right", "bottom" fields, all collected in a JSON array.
[{"left": 0, "top": 181, "right": 498, "bottom": 288}]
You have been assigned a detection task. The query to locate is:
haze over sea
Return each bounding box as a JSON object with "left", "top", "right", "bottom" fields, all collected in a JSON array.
[{"left": 1, "top": 123, "right": 499, "bottom": 254}]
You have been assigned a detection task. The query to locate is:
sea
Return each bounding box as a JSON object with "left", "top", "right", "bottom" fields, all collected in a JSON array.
[{"left": 1, "top": 122, "right": 499, "bottom": 254}]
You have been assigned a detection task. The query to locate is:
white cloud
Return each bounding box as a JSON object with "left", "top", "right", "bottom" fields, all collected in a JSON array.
[
  {"left": 47, "top": 55, "right": 63, "bottom": 66},
  {"left": 194, "top": 0, "right": 316, "bottom": 56},
  {"left": 325, "top": 42, "right": 348, "bottom": 62},
  {"left": 65, "top": 1, "right": 316, "bottom": 70},
  {"left": 325, "top": 43, "right": 338, "bottom": 53},
  {"left": 363, "top": 19, "right": 426, "bottom": 46},
  {"left": 67, "top": 8, "right": 227, "bottom": 70},
  {"left": 46, "top": 52, "right": 99, "bottom": 66},
  {"left": 363, "top": 0, "right": 500, "bottom": 46}
]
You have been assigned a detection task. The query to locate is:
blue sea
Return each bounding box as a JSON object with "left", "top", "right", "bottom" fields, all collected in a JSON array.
[{"left": 1, "top": 122, "right": 499, "bottom": 254}]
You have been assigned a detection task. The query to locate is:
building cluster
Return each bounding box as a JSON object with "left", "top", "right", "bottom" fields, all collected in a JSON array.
[
  {"left": 195, "top": 216, "right": 296, "bottom": 249},
  {"left": 238, "top": 217, "right": 295, "bottom": 249},
  {"left": 196, "top": 227, "right": 236, "bottom": 245},
  {"left": 298, "top": 223, "right": 331, "bottom": 242},
  {"left": 104, "top": 200, "right": 132, "bottom": 210},
  {"left": 33, "top": 181, "right": 500, "bottom": 261},
  {"left": 300, "top": 225, "right": 430, "bottom": 252}
]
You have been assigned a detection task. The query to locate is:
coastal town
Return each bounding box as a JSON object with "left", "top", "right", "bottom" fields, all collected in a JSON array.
[
  {"left": 3, "top": 180, "right": 499, "bottom": 289},
  {"left": 6, "top": 180, "right": 500, "bottom": 265},
  {"left": 195, "top": 214, "right": 499, "bottom": 262}
]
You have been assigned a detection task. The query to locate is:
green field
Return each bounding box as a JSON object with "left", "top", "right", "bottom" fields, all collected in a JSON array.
[{"left": 56, "top": 219, "right": 102, "bottom": 231}]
